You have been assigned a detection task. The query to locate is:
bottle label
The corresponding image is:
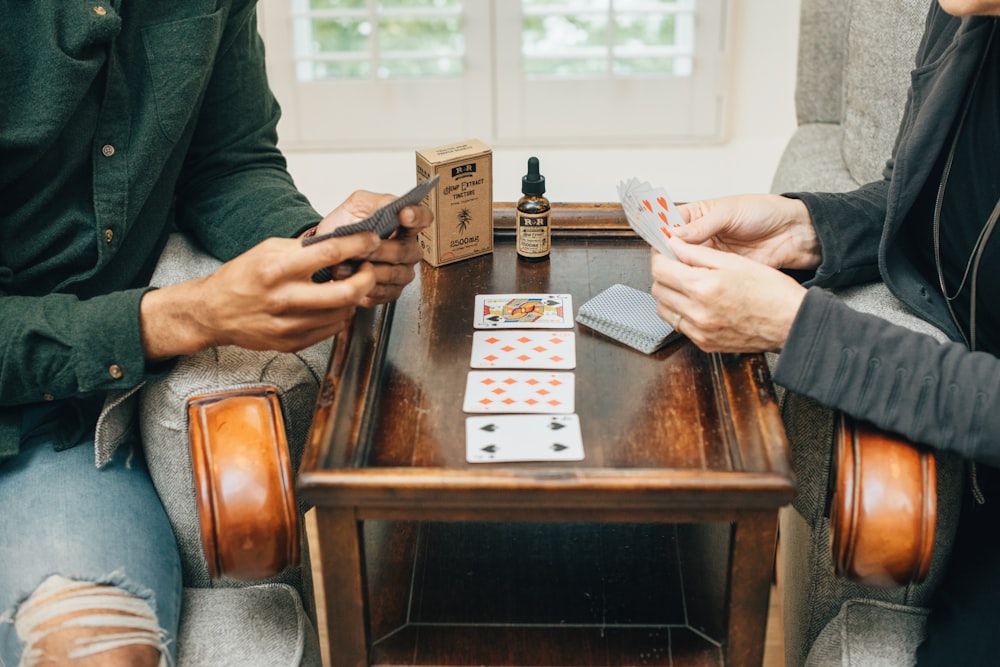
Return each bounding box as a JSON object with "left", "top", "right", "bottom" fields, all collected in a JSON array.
[{"left": 517, "top": 212, "right": 550, "bottom": 258}]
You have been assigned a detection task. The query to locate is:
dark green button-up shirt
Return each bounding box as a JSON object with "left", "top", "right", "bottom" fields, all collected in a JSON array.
[{"left": 0, "top": 0, "right": 322, "bottom": 459}]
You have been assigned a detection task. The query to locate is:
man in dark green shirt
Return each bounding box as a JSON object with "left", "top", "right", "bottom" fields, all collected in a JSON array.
[{"left": 0, "top": 2, "right": 431, "bottom": 665}]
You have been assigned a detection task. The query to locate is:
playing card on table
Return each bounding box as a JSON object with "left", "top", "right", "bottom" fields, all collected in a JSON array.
[
  {"left": 304, "top": 174, "right": 439, "bottom": 281},
  {"left": 463, "top": 370, "right": 575, "bottom": 413},
  {"left": 466, "top": 414, "right": 584, "bottom": 463},
  {"left": 470, "top": 331, "right": 576, "bottom": 369},
  {"left": 473, "top": 293, "right": 573, "bottom": 329},
  {"left": 617, "top": 177, "right": 686, "bottom": 260},
  {"left": 576, "top": 284, "right": 682, "bottom": 354}
]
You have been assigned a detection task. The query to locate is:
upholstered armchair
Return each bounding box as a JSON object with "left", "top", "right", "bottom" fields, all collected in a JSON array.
[
  {"left": 138, "top": 231, "right": 325, "bottom": 666},
  {"left": 771, "top": 0, "right": 965, "bottom": 665}
]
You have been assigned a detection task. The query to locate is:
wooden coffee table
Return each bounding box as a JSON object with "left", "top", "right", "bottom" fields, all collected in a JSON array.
[{"left": 298, "top": 204, "right": 795, "bottom": 667}]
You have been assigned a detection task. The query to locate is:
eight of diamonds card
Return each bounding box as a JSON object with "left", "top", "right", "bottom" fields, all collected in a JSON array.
[
  {"left": 465, "top": 414, "right": 584, "bottom": 463},
  {"left": 473, "top": 293, "right": 573, "bottom": 329},
  {"left": 463, "top": 371, "right": 574, "bottom": 414},
  {"left": 470, "top": 331, "right": 576, "bottom": 369}
]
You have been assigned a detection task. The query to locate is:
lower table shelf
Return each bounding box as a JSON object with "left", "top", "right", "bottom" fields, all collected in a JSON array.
[{"left": 361, "top": 521, "right": 735, "bottom": 666}]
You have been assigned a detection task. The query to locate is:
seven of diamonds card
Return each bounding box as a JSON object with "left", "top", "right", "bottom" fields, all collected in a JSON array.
[
  {"left": 465, "top": 414, "right": 584, "bottom": 463},
  {"left": 473, "top": 293, "right": 573, "bottom": 329},
  {"left": 463, "top": 371, "right": 575, "bottom": 413},
  {"left": 470, "top": 331, "right": 576, "bottom": 369}
]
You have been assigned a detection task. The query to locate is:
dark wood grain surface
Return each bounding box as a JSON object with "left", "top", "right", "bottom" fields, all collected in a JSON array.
[
  {"left": 298, "top": 204, "right": 795, "bottom": 667},
  {"left": 300, "top": 204, "right": 793, "bottom": 519}
]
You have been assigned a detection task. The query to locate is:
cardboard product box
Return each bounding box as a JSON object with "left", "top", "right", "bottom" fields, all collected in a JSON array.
[{"left": 416, "top": 139, "right": 493, "bottom": 267}]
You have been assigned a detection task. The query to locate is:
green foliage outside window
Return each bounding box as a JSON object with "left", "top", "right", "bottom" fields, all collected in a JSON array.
[{"left": 298, "top": 0, "right": 690, "bottom": 80}]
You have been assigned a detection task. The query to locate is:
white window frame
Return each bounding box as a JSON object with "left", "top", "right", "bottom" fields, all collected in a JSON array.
[{"left": 259, "top": 0, "right": 730, "bottom": 150}]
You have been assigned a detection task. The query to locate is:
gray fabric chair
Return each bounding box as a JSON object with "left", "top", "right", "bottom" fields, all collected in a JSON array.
[
  {"left": 770, "top": 1, "right": 965, "bottom": 665},
  {"left": 137, "top": 232, "right": 326, "bottom": 666}
]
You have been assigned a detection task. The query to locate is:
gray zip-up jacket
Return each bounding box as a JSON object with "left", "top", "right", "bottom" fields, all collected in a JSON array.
[{"left": 773, "top": 7, "right": 1000, "bottom": 466}]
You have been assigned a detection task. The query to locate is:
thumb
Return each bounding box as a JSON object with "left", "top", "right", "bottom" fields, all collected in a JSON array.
[
  {"left": 672, "top": 206, "right": 726, "bottom": 244},
  {"left": 668, "top": 236, "right": 735, "bottom": 269},
  {"left": 298, "top": 231, "right": 380, "bottom": 275}
]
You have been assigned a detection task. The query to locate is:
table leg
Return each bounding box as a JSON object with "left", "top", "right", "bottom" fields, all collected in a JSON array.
[
  {"left": 311, "top": 507, "right": 368, "bottom": 667},
  {"left": 726, "top": 511, "right": 779, "bottom": 667}
]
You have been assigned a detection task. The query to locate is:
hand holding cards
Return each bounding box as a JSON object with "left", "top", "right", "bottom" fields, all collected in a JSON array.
[
  {"left": 304, "top": 175, "right": 439, "bottom": 282},
  {"left": 618, "top": 177, "right": 686, "bottom": 260}
]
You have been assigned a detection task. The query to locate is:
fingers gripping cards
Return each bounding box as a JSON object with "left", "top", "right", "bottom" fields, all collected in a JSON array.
[{"left": 304, "top": 175, "right": 440, "bottom": 282}]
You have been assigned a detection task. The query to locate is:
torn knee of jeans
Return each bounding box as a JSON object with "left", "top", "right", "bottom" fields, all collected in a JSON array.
[{"left": 5, "top": 574, "right": 171, "bottom": 666}]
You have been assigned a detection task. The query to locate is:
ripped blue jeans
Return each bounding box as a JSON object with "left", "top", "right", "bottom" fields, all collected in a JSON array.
[{"left": 0, "top": 404, "right": 182, "bottom": 666}]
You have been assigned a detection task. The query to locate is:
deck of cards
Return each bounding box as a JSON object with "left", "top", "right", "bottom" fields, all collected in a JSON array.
[
  {"left": 464, "top": 293, "right": 584, "bottom": 464},
  {"left": 576, "top": 284, "right": 681, "bottom": 354},
  {"left": 617, "top": 177, "right": 686, "bottom": 260}
]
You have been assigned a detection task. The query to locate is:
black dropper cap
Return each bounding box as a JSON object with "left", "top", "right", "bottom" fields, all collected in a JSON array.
[{"left": 521, "top": 156, "right": 546, "bottom": 196}]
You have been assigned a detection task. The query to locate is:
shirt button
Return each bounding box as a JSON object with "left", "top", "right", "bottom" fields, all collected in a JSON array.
[
  {"left": 108, "top": 364, "right": 124, "bottom": 380},
  {"left": 101, "top": 144, "right": 115, "bottom": 157},
  {"left": 93, "top": 6, "right": 107, "bottom": 15},
  {"left": 104, "top": 228, "right": 114, "bottom": 243}
]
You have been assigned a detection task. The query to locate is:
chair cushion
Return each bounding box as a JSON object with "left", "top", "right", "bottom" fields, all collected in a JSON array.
[
  {"left": 770, "top": 123, "right": 860, "bottom": 195},
  {"left": 804, "top": 599, "right": 928, "bottom": 667},
  {"left": 149, "top": 232, "right": 229, "bottom": 286},
  {"left": 793, "top": 0, "right": 849, "bottom": 126},
  {"left": 840, "top": 0, "right": 927, "bottom": 186},
  {"left": 177, "top": 584, "right": 321, "bottom": 667}
]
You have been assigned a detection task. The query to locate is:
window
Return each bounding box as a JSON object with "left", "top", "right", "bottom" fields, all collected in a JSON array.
[{"left": 259, "top": 0, "right": 729, "bottom": 149}]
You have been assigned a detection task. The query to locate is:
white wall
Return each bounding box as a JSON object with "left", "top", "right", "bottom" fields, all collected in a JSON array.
[{"left": 275, "top": 1, "right": 801, "bottom": 213}]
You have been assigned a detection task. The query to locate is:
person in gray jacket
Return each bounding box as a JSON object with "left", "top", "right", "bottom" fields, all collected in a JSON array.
[{"left": 649, "top": 1, "right": 1000, "bottom": 663}]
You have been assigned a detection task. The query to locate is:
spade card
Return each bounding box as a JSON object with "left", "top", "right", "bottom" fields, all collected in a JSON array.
[
  {"left": 617, "top": 177, "right": 686, "bottom": 260},
  {"left": 466, "top": 414, "right": 584, "bottom": 463},
  {"left": 470, "top": 331, "right": 576, "bottom": 369},
  {"left": 473, "top": 293, "right": 573, "bottom": 329},
  {"left": 304, "top": 174, "right": 439, "bottom": 281},
  {"left": 463, "top": 370, "right": 575, "bottom": 413}
]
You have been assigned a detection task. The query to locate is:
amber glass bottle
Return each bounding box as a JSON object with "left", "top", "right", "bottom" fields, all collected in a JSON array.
[{"left": 516, "top": 157, "right": 550, "bottom": 262}]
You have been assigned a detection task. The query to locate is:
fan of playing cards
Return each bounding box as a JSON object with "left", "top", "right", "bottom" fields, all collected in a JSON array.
[{"left": 617, "top": 177, "right": 686, "bottom": 260}]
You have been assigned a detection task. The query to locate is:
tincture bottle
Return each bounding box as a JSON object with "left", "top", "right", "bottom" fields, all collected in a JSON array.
[{"left": 516, "top": 157, "right": 551, "bottom": 262}]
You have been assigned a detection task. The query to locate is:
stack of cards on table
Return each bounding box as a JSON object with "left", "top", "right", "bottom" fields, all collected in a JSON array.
[
  {"left": 576, "top": 284, "right": 681, "bottom": 355},
  {"left": 464, "top": 293, "right": 584, "bottom": 463},
  {"left": 617, "top": 177, "right": 686, "bottom": 260}
]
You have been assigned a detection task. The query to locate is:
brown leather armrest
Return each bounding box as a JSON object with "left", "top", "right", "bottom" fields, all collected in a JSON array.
[
  {"left": 188, "top": 387, "right": 300, "bottom": 581},
  {"left": 830, "top": 412, "right": 936, "bottom": 587}
]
